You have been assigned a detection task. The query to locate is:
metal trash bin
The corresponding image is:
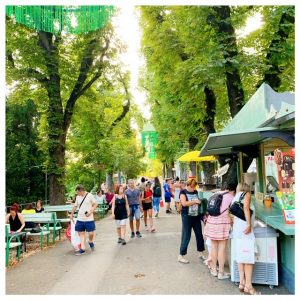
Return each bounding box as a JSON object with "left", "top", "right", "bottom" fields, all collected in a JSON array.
[{"left": 230, "top": 220, "right": 279, "bottom": 288}]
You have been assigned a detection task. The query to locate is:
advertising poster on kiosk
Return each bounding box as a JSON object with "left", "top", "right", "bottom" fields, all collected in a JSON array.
[{"left": 274, "top": 148, "right": 295, "bottom": 224}]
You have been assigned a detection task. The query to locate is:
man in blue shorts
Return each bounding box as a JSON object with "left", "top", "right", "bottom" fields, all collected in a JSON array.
[
  {"left": 125, "top": 179, "right": 142, "bottom": 238},
  {"left": 70, "top": 184, "right": 98, "bottom": 255}
]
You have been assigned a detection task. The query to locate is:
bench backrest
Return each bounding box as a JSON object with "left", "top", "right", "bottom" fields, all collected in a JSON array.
[
  {"left": 22, "top": 212, "right": 55, "bottom": 222},
  {"left": 43, "top": 205, "right": 75, "bottom": 212}
]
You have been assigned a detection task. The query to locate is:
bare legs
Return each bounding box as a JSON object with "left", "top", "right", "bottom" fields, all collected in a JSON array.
[
  {"left": 130, "top": 219, "right": 140, "bottom": 233},
  {"left": 78, "top": 231, "right": 86, "bottom": 250},
  {"left": 120, "top": 225, "right": 126, "bottom": 239},
  {"left": 143, "top": 209, "right": 155, "bottom": 230},
  {"left": 238, "top": 263, "right": 254, "bottom": 287},
  {"left": 210, "top": 239, "right": 228, "bottom": 274}
]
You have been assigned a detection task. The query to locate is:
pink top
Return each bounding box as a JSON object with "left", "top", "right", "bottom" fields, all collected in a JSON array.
[{"left": 219, "top": 191, "right": 234, "bottom": 213}]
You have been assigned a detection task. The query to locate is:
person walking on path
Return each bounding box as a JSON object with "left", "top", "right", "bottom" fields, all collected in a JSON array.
[
  {"left": 141, "top": 183, "right": 156, "bottom": 232},
  {"left": 231, "top": 183, "right": 261, "bottom": 295},
  {"left": 164, "top": 178, "right": 173, "bottom": 213},
  {"left": 111, "top": 185, "right": 130, "bottom": 245},
  {"left": 178, "top": 178, "right": 206, "bottom": 264},
  {"left": 174, "top": 177, "right": 181, "bottom": 213},
  {"left": 204, "top": 182, "right": 236, "bottom": 279},
  {"left": 152, "top": 176, "right": 162, "bottom": 218},
  {"left": 70, "top": 184, "right": 98, "bottom": 256},
  {"left": 125, "top": 179, "right": 142, "bottom": 238}
]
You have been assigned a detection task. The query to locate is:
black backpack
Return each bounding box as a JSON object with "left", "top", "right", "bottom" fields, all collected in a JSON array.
[
  {"left": 154, "top": 185, "right": 161, "bottom": 196},
  {"left": 207, "top": 192, "right": 229, "bottom": 216}
]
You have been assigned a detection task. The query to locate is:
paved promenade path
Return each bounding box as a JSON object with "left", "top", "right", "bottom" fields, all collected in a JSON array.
[{"left": 6, "top": 207, "right": 290, "bottom": 295}]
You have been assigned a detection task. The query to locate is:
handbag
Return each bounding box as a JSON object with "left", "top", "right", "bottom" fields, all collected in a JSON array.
[{"left": 229, "top": 192, "right": 253, "bottom": 221}]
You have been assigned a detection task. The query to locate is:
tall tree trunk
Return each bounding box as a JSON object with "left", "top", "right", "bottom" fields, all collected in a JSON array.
[
  {"left": 189, "top": 137, "right": 198, "bottom": 177},
  {"left": 106, "top": 171, "right": 114, "bottom": 192},
  {"left": 263, "top": 9, "right": 295, "bottom": 91},
  {"left": 210, "top": 6, "right": 245, "bottom": 118},
  {"left": 202, "top": 86, "right": 217, "bottom": 185},
  {"left": 38, "top": 31, "right": 66, "bottom": 204},
  {"left": 167, "top": 164, "right": 173, "bottom": 178}
]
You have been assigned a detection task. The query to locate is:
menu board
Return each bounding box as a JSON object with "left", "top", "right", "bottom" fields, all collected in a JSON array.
[{"left": 274, "top": 148, "right": 295, "bottom": 224}]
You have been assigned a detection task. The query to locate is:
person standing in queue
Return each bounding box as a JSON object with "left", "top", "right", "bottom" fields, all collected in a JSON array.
[
  {"left": 178, "top": 178, "right": 206, "bottom": 264},
  {"left": 125, "top": 179, "right": 142, "bottom": 238},
  {"left": 70, "top": 184, "right": 98, "bottom": 256}
]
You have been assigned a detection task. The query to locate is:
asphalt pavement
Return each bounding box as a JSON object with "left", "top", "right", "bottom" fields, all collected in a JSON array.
[{"left": 6, "top": 205, "right": 291, "bottom": 295}]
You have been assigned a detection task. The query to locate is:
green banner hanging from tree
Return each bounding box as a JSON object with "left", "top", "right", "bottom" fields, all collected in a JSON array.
[{"left": 6, "top": 6, "right": 114, "bottom": 34}]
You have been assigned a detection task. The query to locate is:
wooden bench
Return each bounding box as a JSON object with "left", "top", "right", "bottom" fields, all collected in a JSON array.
[
  {"left": 95, "top": 202, "right": 109, "bottom": 218},
  {"left": 5, "top": 224, "right": 23, "bottom": 267},
  {"left": 43, "top": 205, "right": 76, "bottom": 223},
  {"left": 22, "top": 213, "right": 53, "bottom": 248}
]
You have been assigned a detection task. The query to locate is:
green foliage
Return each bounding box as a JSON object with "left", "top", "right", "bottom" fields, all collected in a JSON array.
[
  {"left": 139, "top": 5, "right": 294, "bottom": 166},
  {"left": 6, "top": 99, "right": 46, "bottom": 205}
]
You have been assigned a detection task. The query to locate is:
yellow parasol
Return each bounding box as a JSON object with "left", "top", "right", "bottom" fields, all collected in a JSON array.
[{"left": 177, "top": 151, "right": 216, "bottom": 162}]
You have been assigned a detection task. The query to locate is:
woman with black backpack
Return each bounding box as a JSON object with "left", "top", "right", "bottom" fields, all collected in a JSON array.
[{"left": 152, "top": 177, "right": 162, "bottom": 218}]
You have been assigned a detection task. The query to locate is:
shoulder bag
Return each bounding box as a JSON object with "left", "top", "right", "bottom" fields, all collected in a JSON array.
[{"left": 229, "top": 192, "right": 253, "bottom": 221}]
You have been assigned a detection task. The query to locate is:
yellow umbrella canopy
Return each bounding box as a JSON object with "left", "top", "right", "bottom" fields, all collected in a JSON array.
[{"left": 177, "top": 151, "right": 216, "bottom": 162}]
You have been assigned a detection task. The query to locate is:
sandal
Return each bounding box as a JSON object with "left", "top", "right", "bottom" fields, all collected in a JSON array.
[
  {"left": 238, "top": 283, "right": 245, "bottom": 292},
  {"left": 244, "top": 286, "right": 261, "bottom": 295}
]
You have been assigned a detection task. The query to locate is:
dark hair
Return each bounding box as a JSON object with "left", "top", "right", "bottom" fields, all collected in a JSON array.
[
  {"left": 141, "top": 177, "right": 146, "bottom": 183},
  {"left": 97, "top": 190, "right": 103, "bottom": 195},
  {"left": 115, "top": 185, "right": 124, "bottom": 194},
  {"left": 24, "top": 204, "right": 33, "bottom": 210},
  {"left": 75, "top": 184, "right": 85, "bottom": 191},
  {"left": 154, "top": 176, "right": 160, "bottom": 186},
  {"left": 12, "top": 202, "right": 20, "bottom": 212},
  {"left": 176, "top": 176, "right": 179, "bottom": 181},
  {"left": 37, "top": 199, "right": 43, "bottom": 206},
  {"left": 222, "top": 181, "right": 237, "bottom": 192},
  {"left": 10, "top": 205, "right": 19, "bottom": 213}
]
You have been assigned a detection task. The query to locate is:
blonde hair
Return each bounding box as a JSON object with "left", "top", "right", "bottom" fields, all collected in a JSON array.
[
  {"left": 236, "top": 182, "right": 251, "bottom": 193},
  {"left": 187, "top": 178, "right": 197, "bottom": 187}
]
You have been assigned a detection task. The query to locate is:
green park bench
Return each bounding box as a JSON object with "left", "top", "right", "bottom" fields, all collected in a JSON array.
[
  {"left": 5, "top": 224, "right": 23, "bottom": 267},
  {"left": 43, "top": 205, "right": 74, "bottom": 223},
  {"left": 22, "top": 213, "right": 54, "bottom": 248}
]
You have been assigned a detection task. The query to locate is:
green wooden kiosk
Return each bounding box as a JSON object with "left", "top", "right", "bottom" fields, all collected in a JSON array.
[{"left": 200, "top": 83, "right": 295, "bottom": 293}]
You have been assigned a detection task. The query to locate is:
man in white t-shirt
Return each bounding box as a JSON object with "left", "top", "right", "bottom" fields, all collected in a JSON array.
[{"left": 70, "top": 184, "right": 98, "bottom": 256}]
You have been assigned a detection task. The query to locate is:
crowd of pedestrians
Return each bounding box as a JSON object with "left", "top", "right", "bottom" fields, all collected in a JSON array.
[{"left": 6, "top": 176, "right": 260, "bottom": 295}]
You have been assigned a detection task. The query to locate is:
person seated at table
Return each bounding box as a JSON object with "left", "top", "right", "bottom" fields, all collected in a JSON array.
[
  {"left": 6, "top": 205, "right": 25, "bottom": 233},
  {"left": 21, "top": 204, "right": 36, "bottom": 228},
  {"left": 35, "top": 199, "right": 44, "bottom": 213},
  {"left": 95, "top": 190, "right": 106, "bottom": 205}
]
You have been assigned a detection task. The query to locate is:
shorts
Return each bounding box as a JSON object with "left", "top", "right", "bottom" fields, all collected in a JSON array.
[
  {"left": 129, "top": 204, "right": 141, "bottom": 221},
  {"left": 165, "top": 197, "right": 171, "bottom": 203},
  {"left": 142, "top": 202, "right": 152, "bottom": 211},
  {"left": 115, "top": 219, "right": 127, "bottom": 227},
  {"left": 75, "top": 220, "right": 96, "bottom": 232}
]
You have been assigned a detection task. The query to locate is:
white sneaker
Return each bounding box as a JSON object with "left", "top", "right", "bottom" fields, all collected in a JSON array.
[
  {"left": 178, "top": 255, "right": 189, "bottom": 264},
  {"left": 218, "top": 272, "right": 230, "bottom": 280},
  {"left": 210, "top": 269, "right": 218, "bottom": 277}
]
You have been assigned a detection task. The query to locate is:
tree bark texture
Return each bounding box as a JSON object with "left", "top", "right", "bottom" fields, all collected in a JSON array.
[{"left": 210, "top": 6, "right": 245, "bottom": 118}]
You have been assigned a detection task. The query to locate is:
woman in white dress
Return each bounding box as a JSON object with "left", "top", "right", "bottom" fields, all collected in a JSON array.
[{"left": 231, "top": 182, "right": 261, "bottom": 295}]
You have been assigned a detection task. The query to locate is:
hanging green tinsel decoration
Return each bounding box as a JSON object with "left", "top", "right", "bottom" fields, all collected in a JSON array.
[{"left": 6, "top": 6, "right": 114, "bottom": 34}]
